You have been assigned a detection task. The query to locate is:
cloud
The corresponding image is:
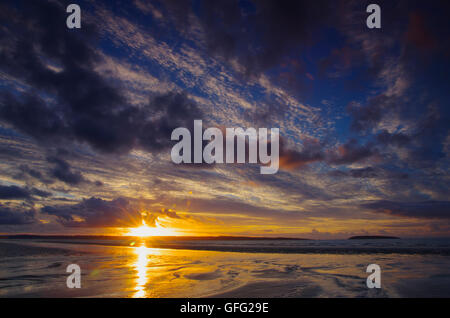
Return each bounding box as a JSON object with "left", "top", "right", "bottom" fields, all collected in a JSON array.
[
  {"left": 279, "top": 137, "right": 324, "bottom": 170},
  {"left": 41, "top": 196, "right": 184, "bottom": 228},
  {"left": 0, "top": 185, "right": 51, "bottom": 200},
  {"left": 161, "top": 0, "right": 334, "bottom": 76},
  {"left": 47, "top": 156, "right": 86, "bottom": 186},
  {"left": 17, "top": 165, "right": 52, "bottom": 184},
  {"left": 0, "top": 0, "right": 203, "bottom": 155},
  {"left": 29, "top": 188, "right": 52, "bottom": 198},
  {"left": 0, "top": 0, "right": 449, "bottom": 237},
  {"left": 0, "top": 185, "right": 31, "bottom": 200},
  {"left": 375, "top": 130, "right": 411, "bottom": 147},
  {"left": 347, "top": 95, "right": 398, "bottom": 133},
  {"left": 318, "top": 46, "right": 363, "bottom": 78},
  {"left": 278, "top": 137, "right": 381, "bottom": 170},
  {"left": 0, "top": 204, "right": 36, "bottom": 225},
  {"left": 363, "top": 200, "right": 450, "bottom": 219},
  {"left": 42, "top": 197, "right": 141, "bottom": 228},
  {"left": 326, "top": 139, "right": 378, "bottom": 165},
  {"left": 342, "top": 1, "right": 449, "bottom": 168},
  {"left": 329, "top": 167, "right": 378, "bottom": 179},
  {"left": 154, "top": 193, "right": 313, "bottom": 221},
  {"left": 328, "top": 167, "right": 408, "bottom": 180},
  {"left": 406, "top": 12, "right": 436, "bottom": 51}
]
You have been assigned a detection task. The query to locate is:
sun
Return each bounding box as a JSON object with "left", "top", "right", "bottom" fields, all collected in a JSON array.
[{"left": 127, "top": 219, "right": 176, "bottom": 237}]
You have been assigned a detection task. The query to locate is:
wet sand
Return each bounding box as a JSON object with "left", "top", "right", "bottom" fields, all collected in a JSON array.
[{"left": 0, "top": 239, "right": 449, "bottom": 298}]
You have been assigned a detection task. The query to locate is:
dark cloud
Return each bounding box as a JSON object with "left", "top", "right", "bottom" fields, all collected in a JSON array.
[
  {"left": 406, "top": 12, "right": 436, "bottom": 52},
  {"left": 328, "top": 167, "right": 408, "bottom": 179},
  {"left": 0, "top": 0, "right": 203, "bottom": 156},
  {"left": 326, "top": 139, "right": 378, "bottom": 165},
  {"left": 343, "top": 1, "right": 450, "bottom": 168},
  {"left": 46, "top": 156, "right": 85, "bottom": 186},
  {"left": 318, "top": 46, "right": 364, "bottom": 78},
  {"left": 0, "top": 144, "right": 24, "bottom": 159},
  {"left": 0, "top": 185, "right": 52, "bottom": 200},
  {"left": 347, "top": 95, "right": 397, "bottom": 133},
  {"left": 94, "top": 180, "right": 104, "bottom": 187},
  {"left": 329, "top": 167, "right": 378, "bottom": 179},
  {"left": 279, "top": 138, "right": 324, "bottom": 170},
  {"left": 19, "top": 165, "right": 46, "bottom": 182},
  {"left": 135, "top": 92, "right": 203, "bottom": 152},
  {"left": 0, "top": 185, "right": 31, "bottom": 200},
  {"left": 30, "top": 188, "right": 52, "bottom": 198},
  {"left": 348, "top": 93, "right": 448, "bottom": 163},
  {"left": 363, "top": 200, "right": 450, "bottom": 219},
  {"left": 42, "top": 197, "right": 141, "bottom": 228},
  {"left": 0, "top": 204, "right": 36, "bottom": 225},
  {"left": 41, "top": 196, "right": 184, "bottom": 228},
  {"left": 161, "top": 0, "right": 335, "bottom": 77},
  {"left": 13, "top": 165, "right": 54, "bottom": 185},
  {"left": 410, "top": 104, "right": 449, "bottom": 164},
  {"left": 277, "top": 137, "right": 380, "bottom": 170},
  {"left": 376, "top": 130, "right": 411, "bottom": 147},
  {"left": 348, "top": 95, "right": 448, "bottom": 167}
]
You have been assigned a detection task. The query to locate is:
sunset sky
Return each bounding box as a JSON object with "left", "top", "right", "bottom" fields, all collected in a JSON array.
[{"left": 0, "top": 0, "right": 449, "bottom": 239}]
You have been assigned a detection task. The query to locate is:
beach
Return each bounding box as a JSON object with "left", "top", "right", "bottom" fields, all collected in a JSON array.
[{"left": 1, "top": 238, "right": 450, "bottom": 298}]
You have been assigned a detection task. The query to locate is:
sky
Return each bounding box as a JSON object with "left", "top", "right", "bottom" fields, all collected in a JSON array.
[{"left": 0, "top": 0, "right": 449, "bottom": 239}]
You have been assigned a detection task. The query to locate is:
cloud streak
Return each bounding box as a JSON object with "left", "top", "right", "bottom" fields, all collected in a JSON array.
[{"left": 363, "top": 201, "right": 450, "bottom": 220}]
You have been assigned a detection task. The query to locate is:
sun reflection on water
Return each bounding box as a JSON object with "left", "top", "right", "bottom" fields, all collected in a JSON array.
[{"left": 133, "top": 243, "right": 151, "bottom": 298}]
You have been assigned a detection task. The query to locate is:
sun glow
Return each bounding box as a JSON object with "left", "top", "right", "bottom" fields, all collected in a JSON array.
[
  {"left": 133, "top": 243, "right": 150, "bottom": 298},
  {"left": 127, "top": 219, "right": 177, "bottom": 237}
]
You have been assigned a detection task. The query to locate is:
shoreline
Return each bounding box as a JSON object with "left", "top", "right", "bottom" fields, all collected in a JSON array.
[{"left": 2, "top": 238, "right": 450, "bottom": 256}]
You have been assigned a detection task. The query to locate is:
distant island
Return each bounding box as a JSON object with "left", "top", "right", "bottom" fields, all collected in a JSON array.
[{"left": 349, "top": 236, "right": 400, "bottom": 240}]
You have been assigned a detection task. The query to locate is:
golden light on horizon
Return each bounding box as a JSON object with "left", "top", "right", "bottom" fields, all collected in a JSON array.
[{"left": 127, "top": 219, "right": 177, "bottom": 237}]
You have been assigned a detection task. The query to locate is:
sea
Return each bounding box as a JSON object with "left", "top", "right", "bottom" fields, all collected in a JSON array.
[{"left": 0, "top": 237, "right": 449, "bottom": 298}]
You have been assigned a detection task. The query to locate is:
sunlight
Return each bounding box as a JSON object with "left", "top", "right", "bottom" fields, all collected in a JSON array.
[
  {"left": 127, "top": 219, "right": 177, "bottom": 237},
  {"left": 132, "top": 243, "right": 163, "bottom": 298},
  {"left": 133, "top": 243, "right": 150, "bottom": 298}
]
